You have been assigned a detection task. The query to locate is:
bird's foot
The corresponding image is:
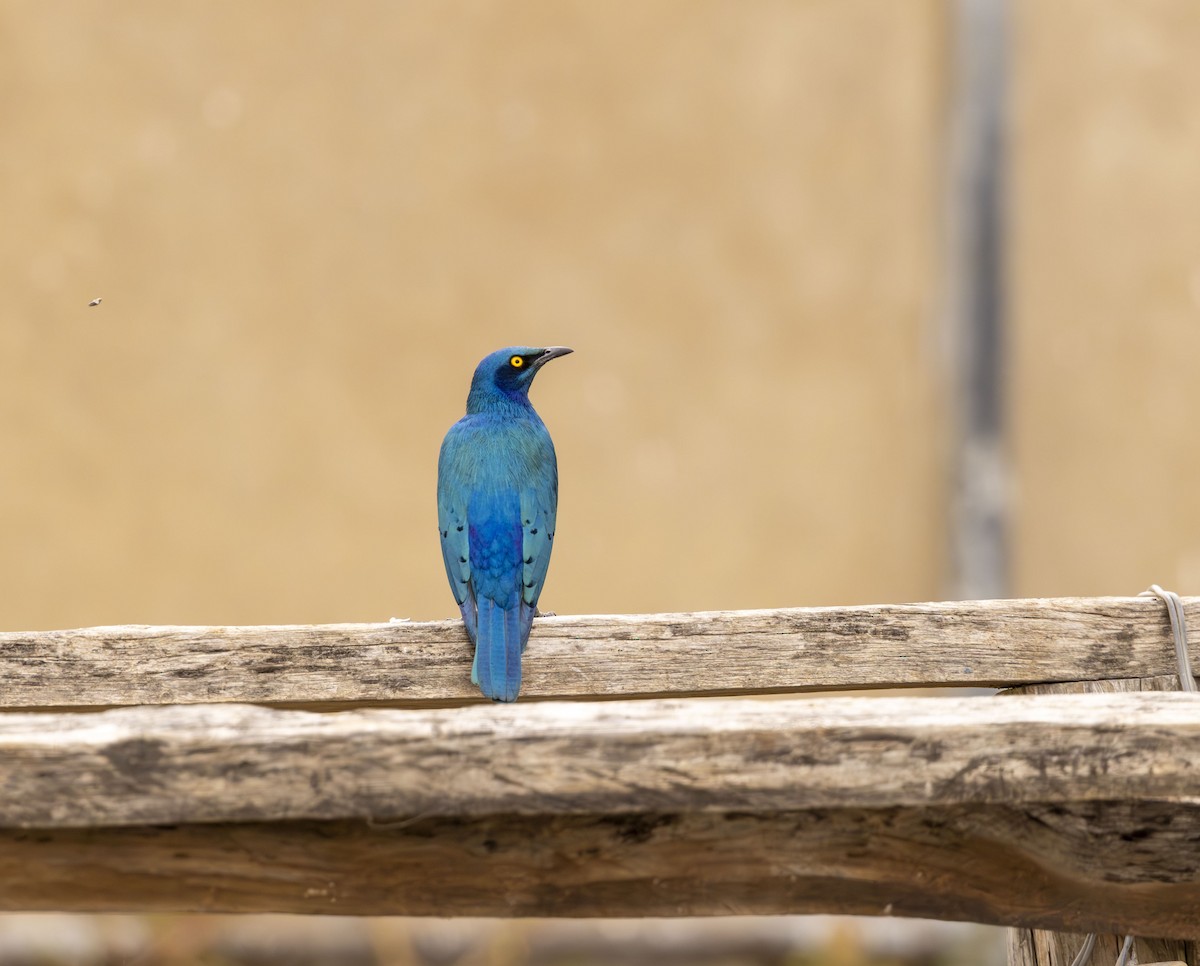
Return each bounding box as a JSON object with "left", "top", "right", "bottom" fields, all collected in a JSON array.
[
  {"left": 387, "top": 617, "right": 411, "bottom": 623},
  {"left": 534, "top": 609, "right": 556, "bottom": 618}
]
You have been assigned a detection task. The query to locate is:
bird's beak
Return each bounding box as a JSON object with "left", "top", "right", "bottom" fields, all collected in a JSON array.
[{"left": 531, "top": 346, "right": 573, "bottom": 370}]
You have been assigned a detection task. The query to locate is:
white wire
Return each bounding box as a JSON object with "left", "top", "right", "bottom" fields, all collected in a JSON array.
[
  {"left": 1068, "top": 933, "right": 1097, "bottom": 966},
  {"left": 1140, "top": 585, "right": 1198, "bottom": 692}
]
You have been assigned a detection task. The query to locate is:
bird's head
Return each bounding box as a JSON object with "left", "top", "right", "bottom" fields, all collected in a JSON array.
[{"left": 469, "top": 346, "right": 573, "bottom": 405}]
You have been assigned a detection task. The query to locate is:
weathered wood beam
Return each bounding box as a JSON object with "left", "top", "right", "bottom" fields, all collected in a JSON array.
[
  {"left": 0, "top": 803, "right": 1197, "bottom": 936},
  {"left": 0, "top": 693, "right": 1197, "bottom": 828},
  {"left": 1, "top": 596, "right": 1194, "bottom": 709},
  {"left": 1004, "top": 674, "right": 1200, "bottom": 962}
]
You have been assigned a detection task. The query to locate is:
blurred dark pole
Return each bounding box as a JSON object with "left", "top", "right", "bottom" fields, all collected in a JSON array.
[{"left": 944, "top": 0, "right": 1009, "bottom": 600}]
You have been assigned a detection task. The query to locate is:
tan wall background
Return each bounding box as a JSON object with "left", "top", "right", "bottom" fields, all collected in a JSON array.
[
  {"left": 0, "top": 0, "right": 944, "bottom": 631},
  {"left": 1012, "top": 1, "right": 1200, "bottom": 597}
]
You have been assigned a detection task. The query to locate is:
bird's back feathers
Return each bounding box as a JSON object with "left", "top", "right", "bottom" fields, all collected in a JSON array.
[{"left": 437, "top": 347, "right": 566, "bottom": 702}]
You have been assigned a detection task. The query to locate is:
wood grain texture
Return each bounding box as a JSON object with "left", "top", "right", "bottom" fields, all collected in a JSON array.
[
  {"left": 1004, "top": 674, "right": 1200, "bottom": 962},
  {"left": 0, "top": 803, "right": 1197, "bottom": 935},
  {"left": 1, "top": 596, "right": 1195, "bottom": 708},
  {"left": 1008, "top": 930, "right": 1195, "bottom": 966},
  {"left": 0, "top": 693, "right": 1197, "bottom": 829}
]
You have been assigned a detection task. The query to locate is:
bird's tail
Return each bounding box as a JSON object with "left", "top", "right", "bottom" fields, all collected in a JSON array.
[{"left": 471, "top": 597, "right": 524, "bottom": 702}]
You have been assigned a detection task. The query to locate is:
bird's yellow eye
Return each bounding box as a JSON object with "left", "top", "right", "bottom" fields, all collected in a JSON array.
[{"left": 510, "top": 355, "right": 524, "bottom": 368}]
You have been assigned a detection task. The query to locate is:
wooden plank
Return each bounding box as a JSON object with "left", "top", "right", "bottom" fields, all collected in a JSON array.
[
  {"left": 1005, "top": 675, "right": 1200, "bottom": 963},
  {"left": 1, "top": 596, "right": 1195, "bottom": 708},
  {"left": 0, "top": 804, "right": 1197, "bottom": 935},
  {"left": 1008, "top": 930, "right": 1196, "bottom": 966},
  {"left": 0, "top": 692, "right": 1197, "bottom": 829}
]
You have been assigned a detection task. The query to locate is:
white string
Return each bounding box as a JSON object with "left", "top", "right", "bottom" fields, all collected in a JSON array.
[
  {"left": 1139, "top": 584, "right": 1198, "bottom": 692},
  {"left": 1065, "top": 931, "right": 1140, "bottom": 966},
  {"left": 1068, "top": 933, "right": 1097, "bottom": 966}
]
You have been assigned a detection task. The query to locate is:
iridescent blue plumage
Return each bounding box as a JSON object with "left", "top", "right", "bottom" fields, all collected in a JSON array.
[{"left": 437, "top": 346, "right": 572, "bottom": 702}]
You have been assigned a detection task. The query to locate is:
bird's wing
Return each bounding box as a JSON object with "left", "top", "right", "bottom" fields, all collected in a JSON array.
[
  {"left": 438, "top": 491, "right": 472, "bottom": 605},
  {"left": 437, "top": 430, "right": 474, "bottom": 613},
  {"left": 520, "top": 460, "right": 558, "bottom": 611}
]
